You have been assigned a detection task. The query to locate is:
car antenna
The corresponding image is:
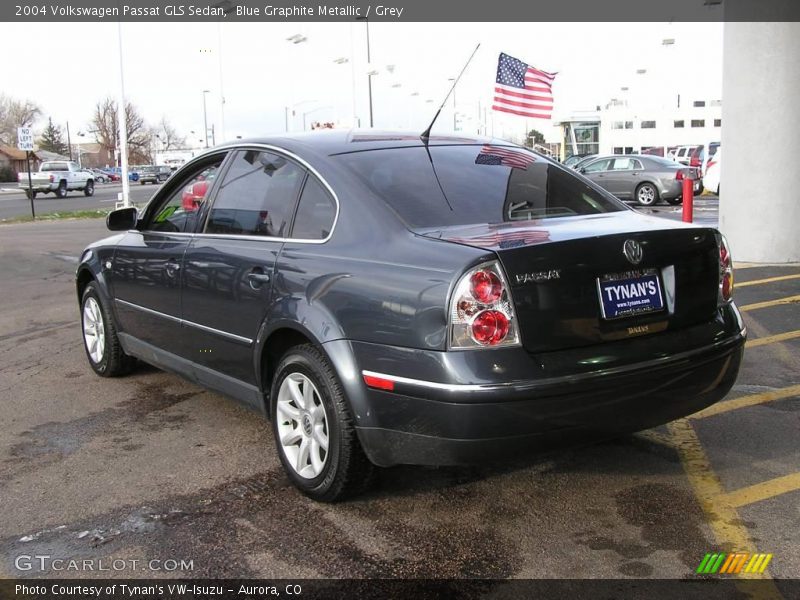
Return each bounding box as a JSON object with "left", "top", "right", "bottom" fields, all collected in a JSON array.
[{"left": 420, "top": 43, "right": 481, "bottom": 142}]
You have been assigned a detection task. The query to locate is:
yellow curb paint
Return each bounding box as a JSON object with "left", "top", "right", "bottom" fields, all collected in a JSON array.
[
  {"left": 667, "top": 419, "right": 783, "bottom": 597},
  {"left": 746, "top": 330, "right": 800, "bottom": 348},
  {"left": 722, "top": 473, "right": 800, "bottom": 508},
  {"left": 737, "top": 273, "right": 800, "bottom": 288},
  {"left": 691, "top": 384, "right": 800, "bottom": 420},
  {"left": 739, "top": 295, "right": 800, "bottom": 312}
]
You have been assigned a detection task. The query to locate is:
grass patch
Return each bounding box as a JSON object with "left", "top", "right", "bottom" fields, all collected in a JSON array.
[{"left": 1, "top": 209, "right": 112, "bottom": 224}]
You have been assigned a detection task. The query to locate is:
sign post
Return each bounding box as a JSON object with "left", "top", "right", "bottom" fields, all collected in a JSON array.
[{"left": 17, "top": 127, "right": 35, "bottom": 220}]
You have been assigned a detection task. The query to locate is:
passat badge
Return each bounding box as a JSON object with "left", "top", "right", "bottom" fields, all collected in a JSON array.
[
  {"left": 623, "top": 239, "right": 643, "bottom": 265},
  {"left": 515, "top": 269, "right": 561, "bottom": 284}
]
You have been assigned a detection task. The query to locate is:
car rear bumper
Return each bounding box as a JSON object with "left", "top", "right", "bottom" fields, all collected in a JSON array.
[{"left": 326, "top": 304, "right": 746, "bottom": 467}]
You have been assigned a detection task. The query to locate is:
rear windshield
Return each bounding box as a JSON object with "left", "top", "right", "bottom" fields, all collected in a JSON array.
[
  {"left": 41, "top": 163, "right": 68, "bottom": 171},
  {"left": 335, "top": 145, "right": 624, "bottom": 228}
]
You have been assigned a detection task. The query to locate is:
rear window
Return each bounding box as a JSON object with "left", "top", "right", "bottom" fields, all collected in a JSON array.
[
  {"left": 41, "top": 163, "right": 68, "bottom": 171},
  {"left": 335, "top": 145, "right": 624, "bottom": 228}
]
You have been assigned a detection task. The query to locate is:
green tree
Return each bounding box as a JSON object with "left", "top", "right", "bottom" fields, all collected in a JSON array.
[
  {"left": 526, "top": 129, "right": 545, "bottom": 147},
  {"left": 38, "top": 117, "right": 69, "bottom": 155}
]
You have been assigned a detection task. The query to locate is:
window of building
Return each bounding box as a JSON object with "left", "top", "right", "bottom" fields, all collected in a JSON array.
[
  {"left": 693, "top": 100, "right": 706, "bottom": 107},
  {"left": 674, "top": 120, "right": 685, "bottom": 128},
  {"left": 691, "top": 120, "right": 705, "bottom": 128},
  {"left": 613, "top": 146, "right": 623, "bottom": 154},
  {"left": 206, "top": 150, "right": 304, "bottom": 237},
  {"left": 624, "top": 121, "right": 633, "bottom": 129},
  {"left": 714, "top": 118, "right": 722, "bottom": 127},
  {"left": 641, "top": 121, "right": 656, "bottom": 129},
  {"left": 612, "top": 121, "right": 624, "bottom": 130},
  {"left": 624, "top": 147, "right": 634, "bottom": 154}
]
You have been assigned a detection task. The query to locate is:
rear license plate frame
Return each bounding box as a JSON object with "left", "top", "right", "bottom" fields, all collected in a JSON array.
[{"left": 597, "top": 269, "right": 666, "bottom": 320}]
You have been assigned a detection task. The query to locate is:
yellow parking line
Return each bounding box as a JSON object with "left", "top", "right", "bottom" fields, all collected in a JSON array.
[
  {"left": 739, "top": 295, "right": 800, "bottom": 312},
  {"left": 722, "top": 473, "right": 800, "bottom": 508},
  {"left": 746, "top": 330, "right": 800, "bottom": 348},
  {"left": 737, "top": 273, "right": 800, "bottom": 288},
  {"left": 690, "top": 384, "right": 800, "bottom": 420},
  {"left": 667, "top": 419, "right": 781, "bottom": 594}
]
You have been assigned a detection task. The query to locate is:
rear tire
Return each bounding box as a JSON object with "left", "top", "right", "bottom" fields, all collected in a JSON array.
[
  {"left": 81, "top": 282, "right": 134, "bottom": 377},
  {"left": 635, "top": 182, "right": 659, "bottom": 206},
  {"left": 83, "top": 180, "right": 94, "bottom": 197},
  {"left": 270, "top": 344, "right": 375, "bottom": 502},
  {"left": 25, "top": 189, "right": 37, "bottom": 200},
  {"left": 55, "top": 181, "right": 68, "bottom": 199},
  {"left": 666, "top": 197, "right": 682, "bottom": 206}
]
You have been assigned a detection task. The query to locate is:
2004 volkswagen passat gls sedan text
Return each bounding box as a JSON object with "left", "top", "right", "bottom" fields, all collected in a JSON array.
[{"left": 77, "top": 131, "right": 745, "bottom": 501}]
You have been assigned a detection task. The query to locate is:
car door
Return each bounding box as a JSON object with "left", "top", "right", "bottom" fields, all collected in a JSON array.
[
  {"left": 606, "top": 157, "right": 641, "bottom": 199},
  {"left": 181, "top": 148, "right": 306, "bottom": 390},
  {"left": 110, "top": 153, "right": 227, "bottom": 358},
  {"left": 580, "top": 158, "right": 613, "bottom": 191}
]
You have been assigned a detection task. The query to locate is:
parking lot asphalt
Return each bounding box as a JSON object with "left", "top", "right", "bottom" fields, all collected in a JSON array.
[{"left": 0, "top": 218, "right": 796, "bottom": 585}]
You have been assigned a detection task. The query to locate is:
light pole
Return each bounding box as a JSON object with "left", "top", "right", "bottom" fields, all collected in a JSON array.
[
  {"left": 202, "top": 90, "right": 210, "bottom": 148},
  {"left": 357, "top": 17, "right": 374, "bottom": 127}
]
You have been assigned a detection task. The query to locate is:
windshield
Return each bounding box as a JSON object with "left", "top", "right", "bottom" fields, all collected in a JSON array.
[{"left": 335, "top": 145, "right": 624, "bottom": 228}]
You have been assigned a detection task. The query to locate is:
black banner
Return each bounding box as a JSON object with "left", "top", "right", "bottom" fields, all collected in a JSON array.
[
  {"left": 3, "top": 0, "right": 800, "bottom": 22},
  {"left": 2, "top": 579, "right": 800, "bottom": 600}
]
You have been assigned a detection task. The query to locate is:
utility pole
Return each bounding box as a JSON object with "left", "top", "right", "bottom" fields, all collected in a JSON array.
[
  {"left": 202, "top": 90, "right": 210, "bottom": 148},
  {"left": 66, "top": 121, "right": 73, "bottom": 161}
]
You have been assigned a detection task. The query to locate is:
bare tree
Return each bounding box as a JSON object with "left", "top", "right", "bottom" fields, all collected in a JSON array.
[
  {"left": 154, "top": 116, "right": 186, "bottom": 151},
  {"left": 91, "top": 97, "right": 153, "bottom": 165},
  {"left": 0, "top": 94, "right": 42, "bottom": 145}
]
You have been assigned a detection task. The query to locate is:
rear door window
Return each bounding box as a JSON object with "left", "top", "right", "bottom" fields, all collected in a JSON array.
[
  {"left": 582, "top": 158, "right": 612, "bottom": 173},
  {"left": 335, "top": 145, "right": 623, "bottom": 228},
  {"left": 290, "top": 176, "right": 336, "bottom": 240},
  {"left": 206, "top": 150, "right": 304, "bottom": 237}
]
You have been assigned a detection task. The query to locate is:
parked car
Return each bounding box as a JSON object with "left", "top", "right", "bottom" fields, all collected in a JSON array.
[
  {"left": 18, "top": 160, "right": 94, "bottom": 199},
  {"left": 77, "top": 132, "right": 744, "bottom": 501},
  {"left": 577, "top": 154, "right": 700, "bottom": 206},
  {"left": 571, "top": 154, "right": 598, "bottom": 171},
  {"left": 101, "top": 169, "right": 121, "bottom": 182},
  {"left": 85, "top": 168, "right": 110, "bottom": 183},
  {"left": 138, "top": 165, "right": 172, "bottom": 185},
  {"left": 107, "top": 167, "right": 140, "bottom": 182},
  {"left": 562, "top": 153, "right": 593, "bottom": 168},
  {"left": 703, "top": 147, "right": 721, "bottom": 196}
]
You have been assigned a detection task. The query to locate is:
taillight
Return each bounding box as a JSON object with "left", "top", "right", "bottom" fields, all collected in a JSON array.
[
  {"left": 675, "top": 170, "right": 684, "bottom": 180},
  {"left": 449, "top": 261, "right": 520, "bottom": 349},
  {"left": 717, "top": 234, "right": 733, "bottom": 304},
  {"left": 707, "top": 159, "right": 717, "bottom": 171}
]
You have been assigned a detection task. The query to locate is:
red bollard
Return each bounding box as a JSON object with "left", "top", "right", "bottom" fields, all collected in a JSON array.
[{"left": 682, "top": 175, "right": 694, "bottom": 223}]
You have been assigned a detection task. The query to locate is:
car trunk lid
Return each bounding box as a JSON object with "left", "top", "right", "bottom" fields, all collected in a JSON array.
[{"left": 420, "top": 212, "right": 720, "bottom": 353}]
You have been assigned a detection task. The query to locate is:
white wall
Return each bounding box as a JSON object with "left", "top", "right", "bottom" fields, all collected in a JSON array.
[{"left": 719, "top": 21, "right": 800, "bottom": 263}]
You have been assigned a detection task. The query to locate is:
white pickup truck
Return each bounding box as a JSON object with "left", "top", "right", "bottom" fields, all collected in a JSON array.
[{"left": 18, "top": 160, "right": 94, "bottom": 199}]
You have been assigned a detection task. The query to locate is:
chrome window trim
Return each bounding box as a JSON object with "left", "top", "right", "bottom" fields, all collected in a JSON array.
[
  {"left": 201, "top": 144, "right": 340, "bottom": 245},
  {"left": 115, "top": 299, "right": 253, "bottom": 345}
]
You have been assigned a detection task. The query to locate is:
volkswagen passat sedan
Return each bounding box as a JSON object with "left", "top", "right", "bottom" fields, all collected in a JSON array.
[{"left": 77, "top": 132, "right": 745, "bottom": 501}]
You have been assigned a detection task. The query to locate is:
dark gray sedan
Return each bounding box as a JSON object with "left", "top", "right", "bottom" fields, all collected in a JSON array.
[
  {"left": 76, "top": 132, "right": 743, "bottom": 501},
  {"left": 577, "top": 154, "right": 699, "bottom": 206}
]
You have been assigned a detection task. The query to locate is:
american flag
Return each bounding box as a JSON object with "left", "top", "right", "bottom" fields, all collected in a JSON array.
[
  {"left": 475, "top": 144, "right": 537, "bottom": 170},
  {"left": 492, "top": 52, "right": 556, "bottom": 119}
]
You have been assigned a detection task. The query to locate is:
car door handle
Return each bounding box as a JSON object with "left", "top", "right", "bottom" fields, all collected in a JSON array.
[
  {"left": 164, "top": 259, "right": 181, "bottom": 276},
  {"left": 247, "top": 270, "right": 271, "bottom": 288}
]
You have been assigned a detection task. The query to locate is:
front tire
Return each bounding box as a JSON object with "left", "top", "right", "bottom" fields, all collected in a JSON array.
[
  {"left": 271, "top": 344, "right": 374, "bottom": 502},
  {"left": 635, "top": 182, "right": 659, "bottom": 206},
  {"left": 81, "top": 282, "right": 134, "bottom": 377},
  {"left": 83, "top": 180, "right": 94, "bottom": 197}
]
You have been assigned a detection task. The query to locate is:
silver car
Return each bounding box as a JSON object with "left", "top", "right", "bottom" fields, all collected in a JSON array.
[{"left": 577, "top": 155, "right": 699, "bottom": 206}]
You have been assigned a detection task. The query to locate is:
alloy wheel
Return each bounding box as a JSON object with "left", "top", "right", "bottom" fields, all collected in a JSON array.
[
  {"left": 82, "top": 297, "right": 105, "bottom": 364},
  {"left": 276, "top": 372, "right": 330, "bottom": 479}
]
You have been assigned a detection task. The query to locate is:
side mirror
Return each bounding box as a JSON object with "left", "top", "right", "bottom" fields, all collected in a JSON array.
[
  {"left": 107, "top": 207, "right": 138, "bottom": 231},
  {"left": 579, "top": 167, "right": 586, "bottom": 174}
]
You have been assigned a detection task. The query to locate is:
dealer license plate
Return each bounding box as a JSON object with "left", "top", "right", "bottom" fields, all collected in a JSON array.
[{"left": 597, "top": 269, "right": 665, "bottom": 320}]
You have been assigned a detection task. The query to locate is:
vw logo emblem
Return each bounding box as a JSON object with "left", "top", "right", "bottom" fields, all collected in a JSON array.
[{"left": 623, "top": 239, "right": 643, "bottom": 265}]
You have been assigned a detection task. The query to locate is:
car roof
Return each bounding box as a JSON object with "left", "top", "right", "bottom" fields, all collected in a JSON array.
[{"left": 210, "top": 129, "right": 514, "bottom": 157}]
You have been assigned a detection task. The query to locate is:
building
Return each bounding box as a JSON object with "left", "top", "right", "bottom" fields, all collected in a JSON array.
[
  {"left": 555, "top": 96, "right": 723, "bottom": 159},
  {"left": 71, "top": 143, "right": 115, "bottom": 169},
  {"left": 0, "top": 145, "right": 40, "bottom": 180}
]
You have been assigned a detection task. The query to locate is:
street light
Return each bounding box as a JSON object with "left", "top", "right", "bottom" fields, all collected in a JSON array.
[
  {"left": 202, "top": 90, "right": 211, "bottom": 148},
  {"left": 286, "top": 33, "right": 307, "bottom": 44}
]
